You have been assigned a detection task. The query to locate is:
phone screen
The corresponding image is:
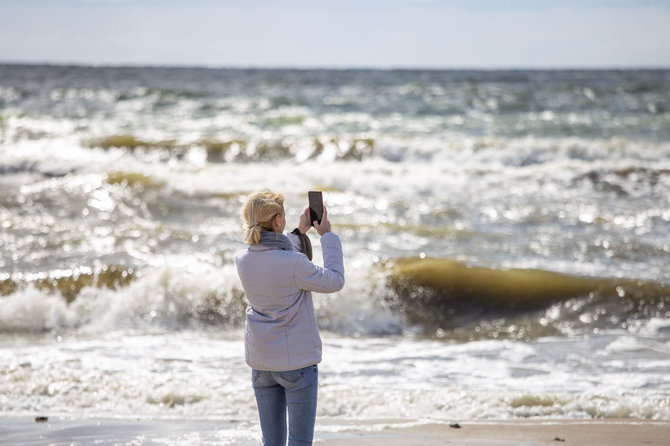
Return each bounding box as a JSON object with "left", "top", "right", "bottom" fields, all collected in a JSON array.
[{"left": 308, "top": 191, "right": 323, "bottom": 226}]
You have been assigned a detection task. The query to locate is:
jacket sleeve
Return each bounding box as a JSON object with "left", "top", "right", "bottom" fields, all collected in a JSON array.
[{"left": 294, "top": 232, "right": 345, "bottom": 293}]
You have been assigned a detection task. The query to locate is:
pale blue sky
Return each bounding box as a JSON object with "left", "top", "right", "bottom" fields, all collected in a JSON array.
[{"left": 1, "top": 0, "right": 669, "bottom": 68}]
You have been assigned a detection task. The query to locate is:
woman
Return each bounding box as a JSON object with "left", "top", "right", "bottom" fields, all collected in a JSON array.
[{"left": 235, "top": 189, "right": 345, "bottom": 446}]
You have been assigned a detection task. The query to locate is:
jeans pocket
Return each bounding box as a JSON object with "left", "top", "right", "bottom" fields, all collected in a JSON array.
[
  {"left": 251, "top": 369, "right": 263, "bottom": 384},
  {"left": 277, "top": 368, "right": 304, "bottom": 384}
]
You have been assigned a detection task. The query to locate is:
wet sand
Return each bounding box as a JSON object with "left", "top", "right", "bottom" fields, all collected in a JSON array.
[
  {"left": 321, "top": 419, "right": 670, "bottom": 445},
  {"left": 3, "top": 417, "right": 669, "bottom": 445}
]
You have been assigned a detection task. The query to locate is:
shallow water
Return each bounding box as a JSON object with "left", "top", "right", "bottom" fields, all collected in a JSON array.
[{"left": 2, "top": 329, "right": 669, "bottom": 424}]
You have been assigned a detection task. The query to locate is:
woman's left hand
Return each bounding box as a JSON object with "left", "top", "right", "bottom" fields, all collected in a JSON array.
[{"left": 297, "top": 207, "right": 311, "bottom": 234}]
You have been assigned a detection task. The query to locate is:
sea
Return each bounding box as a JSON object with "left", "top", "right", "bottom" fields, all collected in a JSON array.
[{"left": 1, "top": 65, "right": 669, "bottom": 443}]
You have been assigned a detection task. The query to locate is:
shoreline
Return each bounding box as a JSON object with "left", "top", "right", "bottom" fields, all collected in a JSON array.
[{"left": 3, "top": 417, "right": 669, "bottom": 446}]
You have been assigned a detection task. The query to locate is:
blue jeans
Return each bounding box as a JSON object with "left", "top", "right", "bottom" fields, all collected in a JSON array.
[{"left": 251, "top": 365, "right": 318, "bottom": 446}]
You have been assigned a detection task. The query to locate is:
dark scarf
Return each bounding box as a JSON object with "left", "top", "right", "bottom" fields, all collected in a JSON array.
[
  {"left": 257, "top": 231, "right": 293, "bottom": 251},
  {"left": 255, "top": 230, "right": 313, "bottom": 260}
]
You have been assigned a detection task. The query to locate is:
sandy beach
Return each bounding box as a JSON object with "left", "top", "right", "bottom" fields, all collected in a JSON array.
[
  {"left": 3, "top": 417, "right": 669, "bottom": 446},
  {"left": 321, "top": 419, "right": 670, "bottom": 446}
]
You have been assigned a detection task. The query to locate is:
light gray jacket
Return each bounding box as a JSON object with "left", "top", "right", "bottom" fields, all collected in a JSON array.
[{"left": 235, "top": 232, "right": 345, "bottom": 371}]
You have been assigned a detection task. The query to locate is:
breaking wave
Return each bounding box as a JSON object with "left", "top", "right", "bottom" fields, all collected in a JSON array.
[
  {"left": 3, "top": 256, "right": 669, "bottom": 341},
  {"left": 387, "top": 257, "right": 670, "bottom": 339},
  {"left": 0, "top": 264, "right": 246, "bottom": 333},
  {"left": 86, "top": 134, "right": 376, "bottom": 163}
]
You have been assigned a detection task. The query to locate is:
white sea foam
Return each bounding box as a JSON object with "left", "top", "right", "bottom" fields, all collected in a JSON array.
[
  {"left": 2, "top": 332, "right": 668, "bottom": 421},
  {"left": 0, "top": 287, "right": 74, "bottom": 332}
]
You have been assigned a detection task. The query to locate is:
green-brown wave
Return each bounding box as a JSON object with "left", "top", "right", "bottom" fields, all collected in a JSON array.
[
  {"left": 106, "top": 171, "right": 162, "bottom": 188},
  {"left": 85, "top": 134, "right": 376, "bottom": 162},
  {"left": 387, "top": 256, "right": 670, "bottom": 338},
  {"left": 0, "top": 265, "right": 136, "bottom": 302}
]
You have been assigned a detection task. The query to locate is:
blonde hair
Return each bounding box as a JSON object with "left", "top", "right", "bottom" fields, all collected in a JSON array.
[{"left": 242, "top": 189, "right": 285, "bottom": 244}]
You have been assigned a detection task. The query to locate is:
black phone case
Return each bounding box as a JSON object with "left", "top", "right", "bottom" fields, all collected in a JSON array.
[{"left": 308, "top": 191, "right": 323, "bottom": 225}]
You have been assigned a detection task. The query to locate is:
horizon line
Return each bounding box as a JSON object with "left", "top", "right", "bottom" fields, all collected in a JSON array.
[{"left": 2, "top": 60, "right": 669, "bottom": 72}]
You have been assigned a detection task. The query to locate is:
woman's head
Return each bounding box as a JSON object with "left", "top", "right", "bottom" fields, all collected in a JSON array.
[{"left": 242, "top": 189, "right": 285, "bottom": 244}]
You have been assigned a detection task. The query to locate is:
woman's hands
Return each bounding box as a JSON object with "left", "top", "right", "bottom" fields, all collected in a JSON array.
[
  {"left": 313, "top": 206, "right": 331, "bottom": 236},
  {"left": 297, "top": 206, "right": 331, "bottom": 236},
  {"left": 297, "top": 207, "right": 311, "bottom": 234}
]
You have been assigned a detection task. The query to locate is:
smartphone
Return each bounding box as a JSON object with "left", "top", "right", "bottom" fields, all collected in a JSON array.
[{"left": 308, "top": 191, "right": 323, "bottom": 226}]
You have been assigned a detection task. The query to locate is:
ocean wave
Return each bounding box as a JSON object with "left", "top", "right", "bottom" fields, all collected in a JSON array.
[
  {"left": 85, "top": 134, "right": 376, "bottom": 162},
  {"left": 87, "top": 134, "right": 179, "bottom": 151},
  {"left": 3, "top": 256, "right": 669, "bottom": 340},
  {"left": 573, "top": 166, "right": 670, "bottom": 197},
  {"left": 77, "top": 132, "right": 670, "bottom": 169},
  {"left": 0, "top": 264, "right": 135, "bottom": 302},
  {"left": 386, "top": 257, "right": 670, "bottom": 339},
  {"left": 0, "top": 264, "right": 246, "bottom": 333},
  {"left": 106, "top": 171, "right": 163, "bottom": 189}
]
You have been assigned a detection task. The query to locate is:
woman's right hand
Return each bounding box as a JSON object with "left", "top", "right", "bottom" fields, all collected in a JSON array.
[{"left": 314, "top": 206, "right": 331, "bottom": 236}]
